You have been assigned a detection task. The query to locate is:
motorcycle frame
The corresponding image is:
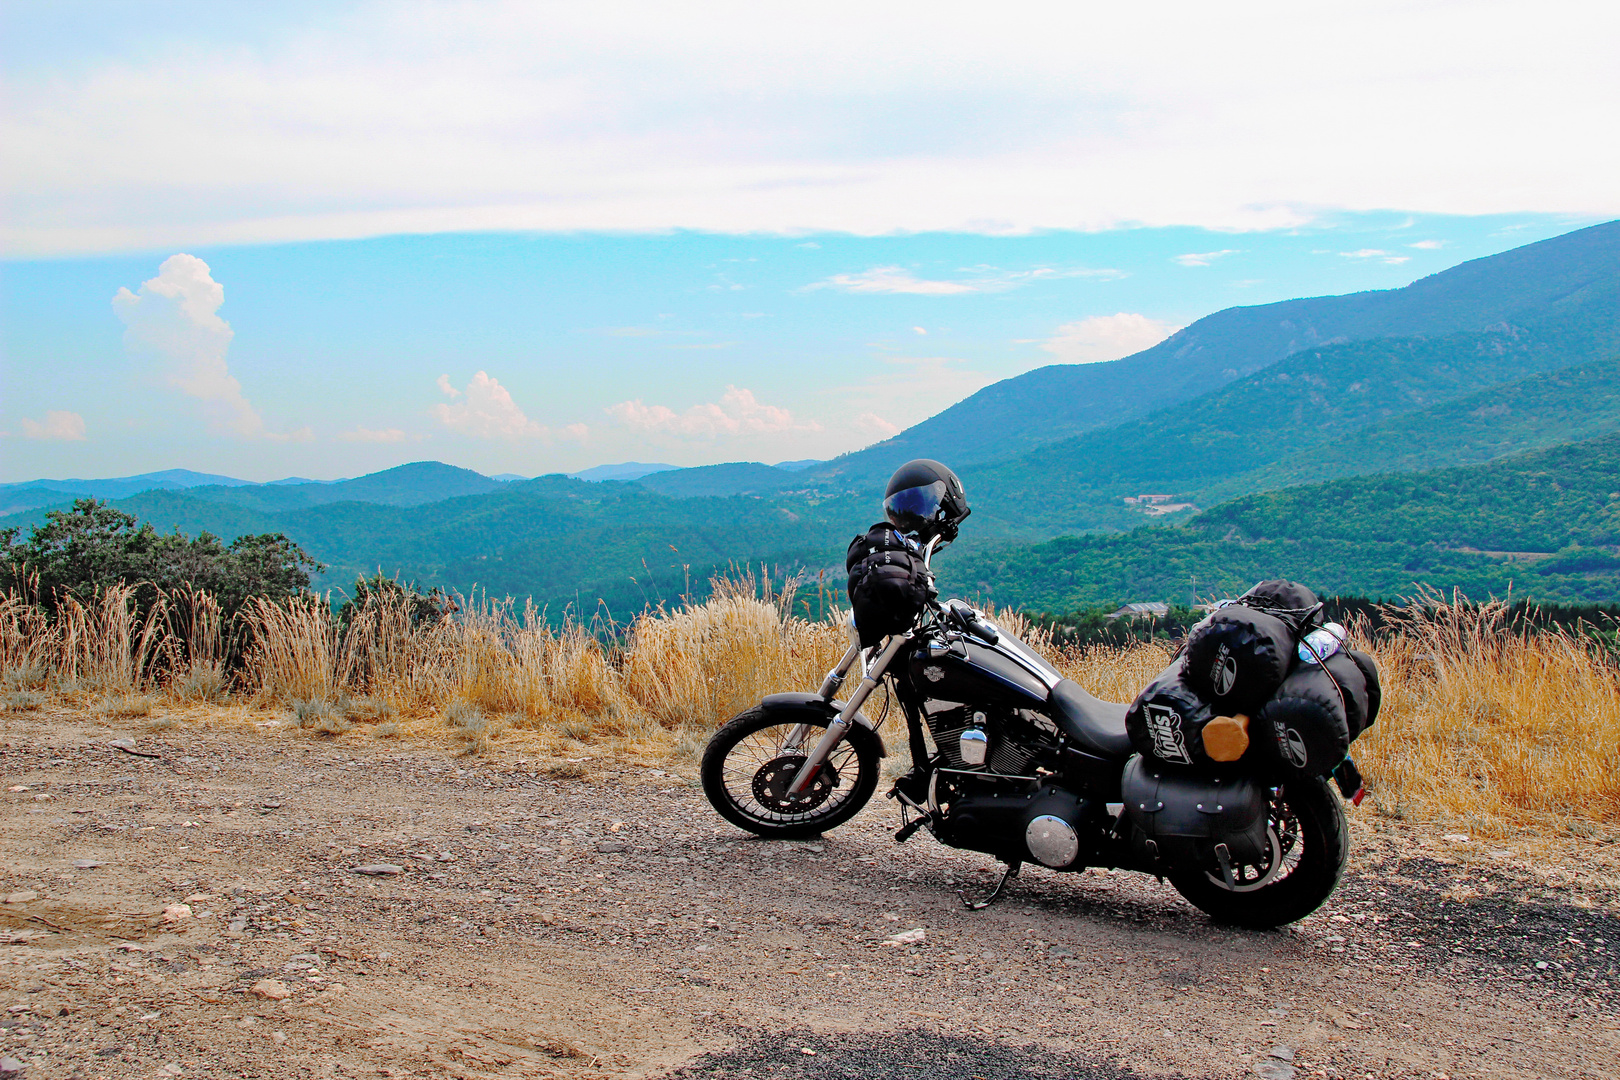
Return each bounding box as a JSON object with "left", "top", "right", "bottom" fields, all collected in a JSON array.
[{"left": 784, "top": 535, "right": 940, "bottom": 796}]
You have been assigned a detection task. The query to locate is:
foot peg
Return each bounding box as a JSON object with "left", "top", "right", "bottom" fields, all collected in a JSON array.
[{"left": 960, "top": 861, "right": 1021, "bottom": 910}]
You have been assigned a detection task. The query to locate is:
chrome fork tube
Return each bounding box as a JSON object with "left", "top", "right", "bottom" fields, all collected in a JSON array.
[
  {"left": 787, "top": 633, "right": 908, "bottom": 796},
  {"left": 817, "top": 642, "right": 862, "bottom": 701}
]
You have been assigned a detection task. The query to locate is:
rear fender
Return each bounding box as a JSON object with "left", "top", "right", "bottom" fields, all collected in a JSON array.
[{"left": 760, "top": 692, "right": 888, "bottom": 757}]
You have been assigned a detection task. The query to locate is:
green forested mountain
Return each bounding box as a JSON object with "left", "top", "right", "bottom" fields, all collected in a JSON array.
[
  {"left": 942, "top": 432, "right": 1620, "bottom": 611},
  {"left": 1203, "top": 356, "right": 1620, "bottom": 498},
  {"left": 767, "top": 219, "right": 1620, "bottom": 488},
  {"left": 1, "top": 478, "right": 874, "bottom": 619},
  {"left": 957, "top": 334, "right": 1620, "bottom": 537}
]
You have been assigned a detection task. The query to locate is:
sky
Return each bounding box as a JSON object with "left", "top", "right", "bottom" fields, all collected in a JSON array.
[{"left": 2, "top": 0, "right": 1616, "bottom": 482}]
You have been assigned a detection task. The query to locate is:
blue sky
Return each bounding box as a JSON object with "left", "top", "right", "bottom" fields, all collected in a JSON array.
[{"left": 2, "top": 1, "right": 1616, "bottom": 481}]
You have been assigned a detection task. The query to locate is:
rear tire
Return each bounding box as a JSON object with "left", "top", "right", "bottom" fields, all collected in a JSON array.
[
  {"left": 700, "top": 706, "right": 882, "bottom": 839},
  {"left": 1168, "top": 776, "right": 1348, "bottom": 928}
]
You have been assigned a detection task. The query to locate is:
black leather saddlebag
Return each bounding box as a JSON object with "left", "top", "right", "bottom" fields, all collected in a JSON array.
[{"left": 846, "top": 523, "right": 928, "bottom": 647}]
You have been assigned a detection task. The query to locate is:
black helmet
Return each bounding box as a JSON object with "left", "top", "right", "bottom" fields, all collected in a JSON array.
[{"left": 884, "top": 459, "right": 970, "bottom": 543}]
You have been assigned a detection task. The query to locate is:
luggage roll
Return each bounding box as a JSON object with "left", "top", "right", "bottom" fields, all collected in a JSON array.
[
  {"left": 1240, "top": 578, "right": 1321, "bottom": 618},
  {"left": 1124, "top": 662, "right": 1214, "bottom": 768},
  {"left": 1253, "top": 662, "right": 1356, "bottom": 777},
  {"left": 1182, "top": 604, "right": 1297, "bottom": 714},
  {"left": 1343, "top": 648, "right": 1382, "bottom": 734}
]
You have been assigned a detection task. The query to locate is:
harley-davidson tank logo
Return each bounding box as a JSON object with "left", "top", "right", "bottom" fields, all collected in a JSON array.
[
  {"left": 923, "top": 665, "right": 945, "bottom": 683},
  {"left": 1143, "top": 703, "right": 1193, "bottom": 765},
  {"left": 1274, "top": 719, "right": 1310, "bottom": 768},
  {"left": 1209, "top": 643, "right": 1237, "bottom": 696}
]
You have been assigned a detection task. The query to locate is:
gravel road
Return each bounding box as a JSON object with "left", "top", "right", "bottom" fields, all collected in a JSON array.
[{"left": 2, "top": 709, "right": 1617, "bottom": 1079}]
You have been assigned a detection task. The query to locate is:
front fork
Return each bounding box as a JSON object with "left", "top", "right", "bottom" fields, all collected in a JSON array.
[{"left": 786, "top": 633, "right": 909, "bottom": 796}]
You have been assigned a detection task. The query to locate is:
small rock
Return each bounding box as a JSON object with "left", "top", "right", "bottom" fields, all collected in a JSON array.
[
  {"left": 2, "top": 892, "right": 38, "bottom": 905},
  {"left": 1534, "top": 960, "right": 1550, "bottom": 970},
  {"left": 1268, "top": 1045, "right": 1296, "bottom": 1062},
  {"left": 73, "top": 860, "right": 105, "bottom": 870},
  {"left": 161, "top": 904, "right": 192, "bottom": 922},
  {"left": 1254, "top": 1062, "right": 1296, "bottom": 1080},
  {"left": 1442, "top": 833, "right": 1470, "bottom": 843},
  {"left": 159, "top": 1064, "right": 184, "bottom": 1076},
  {"left": 269, "top": 1031, "right": 287, "bottom": 1044},
  {"left": 595, "top": 841, "right": 626, "bottom": 853},
  {"left": 249, "top": 979, "right": 291, "bottom": 1001},
  {"left": 537, "top": 911, "right": 557, "bottom": 926},
  {"left": 883, "top": 928, "right": 927, "bottom": 946},
  {"left": 353, "top": 864, "right": 403, "bottom": 876},
  {"left": 227, "top": 919, "right": 248, "bottom": 934},
  {"left": 5, "top": 786, "right": 28, "bottom": 793},
  {"left": 0, "top": 1057, "right": 23, "bottom": 1074}
]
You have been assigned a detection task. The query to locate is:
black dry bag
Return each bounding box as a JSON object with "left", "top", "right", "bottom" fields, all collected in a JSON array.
[
  {"left": 1182, "top": 604, "right": 1297, "bottom": 714},
  {"left": 1124, "top": 660, "right": 1214, "bottom": 768},
  {"left": 846, "top": 522, "right": 928, "bottom": 647}
]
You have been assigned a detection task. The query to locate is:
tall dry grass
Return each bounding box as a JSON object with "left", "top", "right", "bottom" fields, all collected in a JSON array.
[{"left": 3, "top": 574, "right": 1618, "bottom": 840}]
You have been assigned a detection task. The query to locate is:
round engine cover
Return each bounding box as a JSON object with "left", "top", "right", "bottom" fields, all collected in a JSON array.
[{"left": 1025, "top": 814, "right": 1080, "bottom": 869}]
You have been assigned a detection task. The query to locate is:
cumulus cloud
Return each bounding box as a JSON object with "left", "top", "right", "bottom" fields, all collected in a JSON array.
[
  {"left": 433, "top": 371, "right": 586, "bottom": 441},
  {"left": 340, "top": 426, "right": 407, "bottom": 443},
  {"left": 607, "top": 386, "right": 818, "bottom": 439},
  {"left": 1173, "top": 250, "right": 1238, "bottom": 267},
  {"left": 113, "top": 254, "right": 272, "bottom": 437},
  {"left": 1338, "top": 249, "right": 1410, "bottom": 265},
  {"left": 1041, "top": 313, "right": 1182, "bottom": 365},
  {"left": 1409, "top": 239, "right": 1446, "bottom": 249},
  {"left": 19, "top": 411, "right": 86, "bottom": 440}
]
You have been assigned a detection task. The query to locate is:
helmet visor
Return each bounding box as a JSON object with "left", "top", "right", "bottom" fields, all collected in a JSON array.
[{"left": 884, "top": 480, "right": 947, "bottom": 533}]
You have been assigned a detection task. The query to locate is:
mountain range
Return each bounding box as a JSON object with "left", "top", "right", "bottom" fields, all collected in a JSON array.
[{"left": 5, "top": 219, "right": 1618, "bottom": 614}]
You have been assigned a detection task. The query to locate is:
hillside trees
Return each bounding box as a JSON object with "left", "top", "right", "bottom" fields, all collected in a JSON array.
[{"left": 2, "top": 498, "right": 322, "bottom": 615}]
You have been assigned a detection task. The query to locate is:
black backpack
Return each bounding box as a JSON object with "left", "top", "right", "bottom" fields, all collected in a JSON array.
[{"left": 846, "top": 523, "right": 930, "bottom": 647}]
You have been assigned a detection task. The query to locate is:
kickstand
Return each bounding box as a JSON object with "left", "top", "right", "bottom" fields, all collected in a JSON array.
[{"left": 959, "top": 861, "right": 1021, "bottom": 911}]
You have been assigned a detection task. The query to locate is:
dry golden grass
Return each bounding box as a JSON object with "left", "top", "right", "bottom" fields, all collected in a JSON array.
[{"left": 4, "top": 575, "right": 1619, "bottom": 848}]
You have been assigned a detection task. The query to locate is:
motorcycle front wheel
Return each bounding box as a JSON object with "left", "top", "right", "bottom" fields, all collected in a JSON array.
[
  {"left": 1168, "top": 776, "right": 1349, "bottom": 928},
  {"left": 700, "top": 706, "right": 882, "bottom": 839}
]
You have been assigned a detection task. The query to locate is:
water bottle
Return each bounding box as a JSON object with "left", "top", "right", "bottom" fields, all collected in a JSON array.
[{"left": 1298, "top": 622, "right": 1346, "bottom": 664}]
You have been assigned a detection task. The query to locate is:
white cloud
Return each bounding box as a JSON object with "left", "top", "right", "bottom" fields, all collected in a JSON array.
[
  {"left": 1173, "top": 250, "right": 1238, "bottom": 267},
  {"left": 434, "top": 371, "right": 587, "bottom": 441},
  {"left": 855, "top": 412, "right": 901, "bottom": 438},
  {"left": 1409, "top": 239, "right": 1446, "bottom": 249},
  {"left": 912, "top": 326, "right": 927, "bottom": 335},
  {"left": 812, "top": 267, "right": 981, "bottom": 295},
  {"left": 810, "top": 265, "right": 1119, "bottom": 295},
  {"left": 5, "top": 2, "right": 1617, "bottom": 255},
  {"left": 1339, "top": 249, "right": 1410, "bottom": 265},
  {"left": 607, "top": 386, "right": 818, "bottom": 439},
  {"left": 19, "top": 411, "right": 86, "bottom": 440},
  {"left": 1040, "top": 313, "right": 1182, "bottom": 365},
  {"left": 340, "top": 426, "right": 407, "bottom": 443},
  {"left": 113, "top": 254, "right": 272, "bottom": 437}
]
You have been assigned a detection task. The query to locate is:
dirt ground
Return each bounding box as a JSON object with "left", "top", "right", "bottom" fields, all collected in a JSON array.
[{"left": 2, "top": 706, "right": 1618, "bottom": 1080}]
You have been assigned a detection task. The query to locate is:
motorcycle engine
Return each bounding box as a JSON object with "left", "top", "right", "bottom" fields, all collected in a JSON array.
[{"left": 923, "top": 702, "right": 1058, "bottom": 777}]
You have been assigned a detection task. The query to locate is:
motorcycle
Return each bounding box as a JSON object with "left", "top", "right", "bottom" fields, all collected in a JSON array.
[{"left": 699, "top": 534, "right": 1349, "bottom": 928}]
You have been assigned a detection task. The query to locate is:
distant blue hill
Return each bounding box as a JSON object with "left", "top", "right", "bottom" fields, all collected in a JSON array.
[{"left": 570, "top": 462, "right": 679, "bottom": 482}]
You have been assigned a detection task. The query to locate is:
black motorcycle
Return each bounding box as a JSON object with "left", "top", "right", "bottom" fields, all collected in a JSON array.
[{"left": 700, "top": 463, "right": 1348, "bottom": 928}]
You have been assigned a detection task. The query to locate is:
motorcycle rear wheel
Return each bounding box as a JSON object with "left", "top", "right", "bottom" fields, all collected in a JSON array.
[
  {"left": 700, "top": 707, "right": 882, "bottom": 839},
  {"left": 1168, "top": 776, "right": 1348, "bottom": 928}
]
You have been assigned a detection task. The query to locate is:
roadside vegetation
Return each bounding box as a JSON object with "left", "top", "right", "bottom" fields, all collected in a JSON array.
[{"left": 3, "top": 502, "right": 1618, "bottom": 853}]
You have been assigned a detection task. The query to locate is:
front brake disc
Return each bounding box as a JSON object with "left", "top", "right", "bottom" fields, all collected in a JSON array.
[{"left": 752, "top": 754, "right": 840, "bottom": 813}]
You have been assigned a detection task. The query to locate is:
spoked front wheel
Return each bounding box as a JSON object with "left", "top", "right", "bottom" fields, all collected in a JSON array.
[
  {"left": 700, "top": 706, "right": 882, "bottom": 839},
  {"left": 1168, "top": 776, "right": 1349, "bottom": 928}
]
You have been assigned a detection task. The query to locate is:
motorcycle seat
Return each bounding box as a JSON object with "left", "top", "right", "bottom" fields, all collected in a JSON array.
[{"left": 1049, "top": 679, "right": 1134, "bottom": 758}]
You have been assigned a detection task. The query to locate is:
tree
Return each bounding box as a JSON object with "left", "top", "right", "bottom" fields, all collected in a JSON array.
[{"left": 2, "top": 499, "right": 322, "bottom": 615}]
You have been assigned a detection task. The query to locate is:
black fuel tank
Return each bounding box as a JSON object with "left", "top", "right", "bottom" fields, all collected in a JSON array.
[{"left": 910, "top": 634, "right": 1050, "bottom": 709}]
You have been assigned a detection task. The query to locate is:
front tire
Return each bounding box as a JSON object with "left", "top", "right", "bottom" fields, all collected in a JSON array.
[
  {"left": 700, "top": 706, "right": 882, "bottom": 839},
  {"left": 1168, "top": 777, "right": 1348, "bottom": 928}
]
